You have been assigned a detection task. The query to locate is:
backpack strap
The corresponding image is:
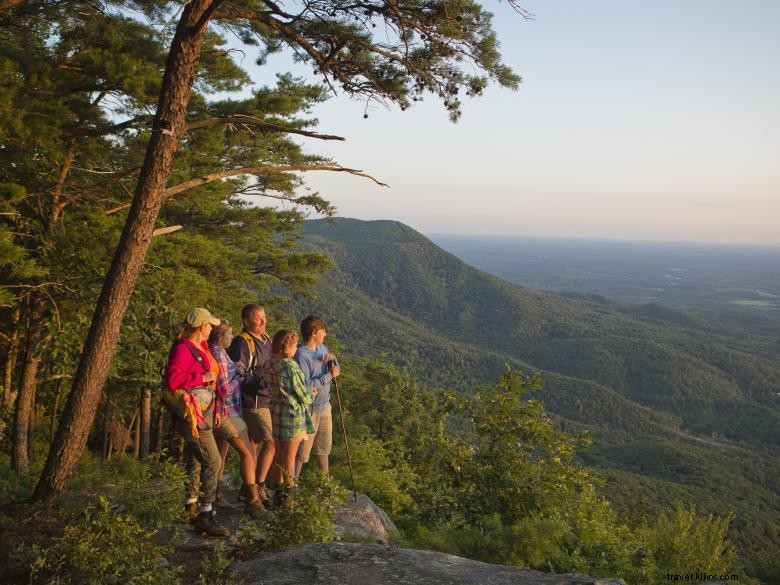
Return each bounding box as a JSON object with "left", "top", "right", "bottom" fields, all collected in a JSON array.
[
  {"left": 238, "top": 331, "right": 257, "bottom": 371},
  {"left": 183, "top": 340, "right": 208, "bottom": 372}
]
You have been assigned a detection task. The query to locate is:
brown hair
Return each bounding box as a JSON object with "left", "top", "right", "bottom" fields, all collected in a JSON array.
[
  {"left": 208, "top": 319, "right": 232, "bottom": 346},
  {"left": 241, "top": 303, "right": 265, "bottom": 322},
  {"left": 300, "top": 314, "right": 326, "bottom": 342},
  {"left": 272, "top": 329, "right": 298, "bottom": 354},
  {"left": 176, "top": 320, "right": 197, "bottom": 340}
]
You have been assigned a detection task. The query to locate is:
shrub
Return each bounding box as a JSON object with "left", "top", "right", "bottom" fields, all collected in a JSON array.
[
  {"left": 17, "top": 496, "right": 180, "bottom": 585},
  {"left": 239, "top": 472, "right": 346, "bottom": 551}
]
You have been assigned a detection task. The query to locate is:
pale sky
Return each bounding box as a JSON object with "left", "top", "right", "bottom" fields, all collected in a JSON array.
[{"left": 242, "top": 0, "right": 780, "bottom": 244}]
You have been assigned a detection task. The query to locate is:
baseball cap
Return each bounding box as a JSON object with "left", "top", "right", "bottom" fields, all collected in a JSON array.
[{"left": 186, "top": 307, "right": 221, "bottom": 328}]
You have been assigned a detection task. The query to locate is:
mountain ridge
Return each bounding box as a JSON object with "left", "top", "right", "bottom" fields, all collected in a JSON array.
[{"left": 292, "top": 217, "right": 780, "bottom": 559}]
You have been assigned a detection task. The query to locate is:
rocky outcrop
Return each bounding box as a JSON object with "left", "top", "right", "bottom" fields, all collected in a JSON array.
[
  {"left": 232, "top": 542, "right": 625, "bottom": 585},
  {"left": 332, "top": 494, "right": 398, "bottom": 544}
]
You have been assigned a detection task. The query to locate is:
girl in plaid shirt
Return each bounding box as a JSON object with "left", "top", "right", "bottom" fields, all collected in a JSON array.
[
  {"left": 266, "top": 329, "right": 315, "bottom": 491},
  {"left": 208, "top": 320, "right": 263, "bottom": 512}
]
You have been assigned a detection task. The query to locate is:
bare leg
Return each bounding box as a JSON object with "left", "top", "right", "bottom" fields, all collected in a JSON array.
[
  {"left": 256, "top": 438, "right": 275, "bottom": 485},
  {"left": 271, "top": 440, "right": 285, "bottom": 487},
  {"left": 315, "top": 453, "right": 329, "bottom": 473},
  {"left": 294, "top": 458, "right": 303, "bottom": 480},
  {"left": 285, "top": 438, "right": 303, "bottom": 488},
  {"left": 228, "top": 433, "right": 255, "bottom": 486}
]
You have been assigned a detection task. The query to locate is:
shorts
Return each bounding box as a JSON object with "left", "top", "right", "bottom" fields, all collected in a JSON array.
[
  {"left": 299, "top": 403, "right": 332, "bottom": 463},
  {"left": 243, "top": 407, "right": 273, "bottom": 443},
  {"left": 214, "top": 415, "right": 248, "bottom": 441}
]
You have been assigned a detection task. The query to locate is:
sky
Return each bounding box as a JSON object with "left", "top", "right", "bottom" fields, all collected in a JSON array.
[{"left": 242, "top": 0, "right": 780, "bottom": 245}]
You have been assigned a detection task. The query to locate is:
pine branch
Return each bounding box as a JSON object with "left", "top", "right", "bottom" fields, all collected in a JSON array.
[{"left": 185, "top": 115, "right": 345, "bottom": 141}]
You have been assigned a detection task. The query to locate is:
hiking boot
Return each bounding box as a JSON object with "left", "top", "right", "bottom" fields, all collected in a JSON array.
[
  {"left": 257, "top": 483, "right": 273, "bottom": 509},
  {"left": 214, "top": 481, "right": 235, "bottom": 509},
  {"left": 192, "top": 510, "right": 229, "bottom": 537},
  {"left": 238, "top": 483, "right": 252, "bottom": 501},
  {"left": 243, "top": 484, "right": 264, "bottom": 513}
]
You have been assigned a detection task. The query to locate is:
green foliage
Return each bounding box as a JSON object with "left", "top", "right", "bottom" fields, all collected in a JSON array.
[
  {"left": 196, "top": 542, "right": 234, "bottom": 585},
  {"left": 17, "top": 496, "right": 179, "bottom": 585},
  {"left": 325, "top": 355, "right": 743, "bottom": 583},
  {"left": 0, "top": 450, "right": 188, "bottom": 584},
  {"left": 66, "top": 452, "right": 187, "bottom": 530},
  {"left": 296, "top": 218, "right": 780, "bottom": 570},
  {"left": 630, "top": 504, "right": 736, "bottom": 585},
  {"left": 239, "top": 472, "right": 346, "bottom": 551}
]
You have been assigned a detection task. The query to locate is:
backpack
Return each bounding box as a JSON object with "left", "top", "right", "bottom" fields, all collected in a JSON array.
[{"left": 237, "top": 331, "right": 257, "bottom": 371}]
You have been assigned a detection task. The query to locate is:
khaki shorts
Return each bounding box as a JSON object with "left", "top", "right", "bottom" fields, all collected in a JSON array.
[
  {"left": 299, "top": 403, "right": 332, "bottom": 463},
  {"left": 214, "top": 415, "right": 248, "bottom": 441},
  {"left": 243, "top": 407, "right": 273, "bottom": 443}
]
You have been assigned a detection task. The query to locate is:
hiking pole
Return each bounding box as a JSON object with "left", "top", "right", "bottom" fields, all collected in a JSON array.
[{"left": 330, "top": 362, "right": 357, "bottom": 502}]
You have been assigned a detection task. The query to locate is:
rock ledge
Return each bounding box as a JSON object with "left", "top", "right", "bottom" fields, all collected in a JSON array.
[{"left": 232, "top": 542, "right": 625, "bottom": 585}]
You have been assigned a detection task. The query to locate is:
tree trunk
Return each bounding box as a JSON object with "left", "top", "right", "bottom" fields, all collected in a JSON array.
[
  {"left": 27, "top": 398, "right": 36, "bottom": 465},
  {"left": 32, "top": 0, "right": 222, "bottom": 501},
  {"left": 50, "top": 378, "right": 65, "bottom": 444},
  {"left": 101, "top": 387, "right": 111, "bottom": 462},
  {"left": 151, "top": 398, "right": 164, "bottom": 457},
  {"left": 12, "top": 297, "right": 43, "bottom": 475},
  {"left": 3, "top": 306, "right": 21, "bottom": 413},
  {"left": 139, "top": 387, "right": 151, "bottom": 459},
  {"left": 133, "top": 403, "right": 141, "bottom": 458}
]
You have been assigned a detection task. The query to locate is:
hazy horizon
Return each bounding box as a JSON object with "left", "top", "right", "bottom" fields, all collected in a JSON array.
[
  {"left": 424, "top": 230, "right": 780, "bottom": 248},
  {"left": 244, "top": 0, "right": 780, "bottom": 245}
]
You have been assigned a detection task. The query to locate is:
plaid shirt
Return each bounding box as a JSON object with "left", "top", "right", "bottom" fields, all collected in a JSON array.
[
  {"left": 265, "top": 357, "right": 314, "bottom": 441},
  {"left": 209, "top": 344, "right": 242, "bottom": 418}
]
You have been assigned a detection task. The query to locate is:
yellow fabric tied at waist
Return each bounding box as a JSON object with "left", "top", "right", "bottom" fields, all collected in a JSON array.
[
  {"left": 183, "top": 395, "right": 201, "bottom": 439},
  {"left": 164, "top": 387, "right": 214, "bottom": 439}
]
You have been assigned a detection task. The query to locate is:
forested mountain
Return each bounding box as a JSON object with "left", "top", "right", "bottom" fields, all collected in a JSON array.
[{"left": 293, "top": 217, "right": 780, "bottom": 562}]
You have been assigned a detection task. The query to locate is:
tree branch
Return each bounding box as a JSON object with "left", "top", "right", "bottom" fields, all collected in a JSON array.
[
  {"left": 185, "top": 114, "right": 345, "bottom": 141},
  {"left": 165, "top": 163, "right": 388, "bottom": 198},
  {"left": 152, "top": 225, "right": 183, "bottom": 237}
]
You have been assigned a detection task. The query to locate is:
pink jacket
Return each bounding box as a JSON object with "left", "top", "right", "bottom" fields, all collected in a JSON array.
[{"left": 165, "top": 338, "right": 214, "bottom": 390}]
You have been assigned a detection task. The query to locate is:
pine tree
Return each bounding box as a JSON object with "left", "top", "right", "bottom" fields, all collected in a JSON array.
[{"left": 0, "top": 0, "right": 525, "bottom": 498}]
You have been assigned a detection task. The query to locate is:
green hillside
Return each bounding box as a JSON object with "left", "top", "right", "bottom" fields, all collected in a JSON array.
[{"left": 293, "top": 217, "right": 780, "bottom": 562}]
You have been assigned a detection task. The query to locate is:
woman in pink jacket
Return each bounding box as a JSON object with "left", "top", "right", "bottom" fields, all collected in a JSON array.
[{"left": 164, "top": 307, "right": 229, "bottom": 537}]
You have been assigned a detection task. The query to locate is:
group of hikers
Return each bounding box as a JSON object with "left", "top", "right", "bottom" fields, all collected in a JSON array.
[{"left": 164, "top": 303, "right": 339, "bottom": 537}]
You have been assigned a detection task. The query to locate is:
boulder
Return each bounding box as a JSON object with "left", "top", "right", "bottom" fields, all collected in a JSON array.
[
  {"left": 232, "top": 542, "right": 625, "bottom": 585},
  {"left": 332, "top": 493, "right": 398, "bottom": 544}
]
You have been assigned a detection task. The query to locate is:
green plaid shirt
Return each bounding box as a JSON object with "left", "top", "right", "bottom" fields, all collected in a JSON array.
[{"left": 266, "top": 357, "right": 314, "bottom": 441}]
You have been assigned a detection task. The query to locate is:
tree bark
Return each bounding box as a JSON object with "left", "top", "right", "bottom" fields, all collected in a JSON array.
[
  {"left": 133, "top": 403, "right": 141, "bottom": 458},
  {"left": 32, "top": 0, "right": 222, "bottom": 501},
  {"left": 50, "top": 378, "right": 65, "bottom": 444},
  {"left": 3, "top": 306, "right": 21, "bottom": 413},
  {"left": 12, "top": 297, "right": 43, "bottom": 475},
  {"left": 27, "top": 398, "right": 36, "bottom": 465},
  {"left": 139, "top": 387, "right": 151, "bottom": 459},
  {"left": 151, "top": 399, "right": 165, "bottom": 458},
  {"left": 101, "top": 387, "right": 111, "bottom": 462}
]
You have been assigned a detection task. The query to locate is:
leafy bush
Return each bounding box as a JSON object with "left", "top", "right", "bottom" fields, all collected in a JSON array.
[
  {"left": 1, "top": 452, "right": 187, "bottom": 584},
  {"left": 17, "top": 496, "right": 180, "bottom": 585},
  {"left": 67, "top": 452, "right": 187, "bottom": 530},
  {"left": 629, "top": 504, "right": 736, "bottom": 584},
  {"left": 239, "top": 472, "right": 346, "bottom": 551},
  {"left": 196, "top": 542, "right": 234, "bottom": 585}
]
